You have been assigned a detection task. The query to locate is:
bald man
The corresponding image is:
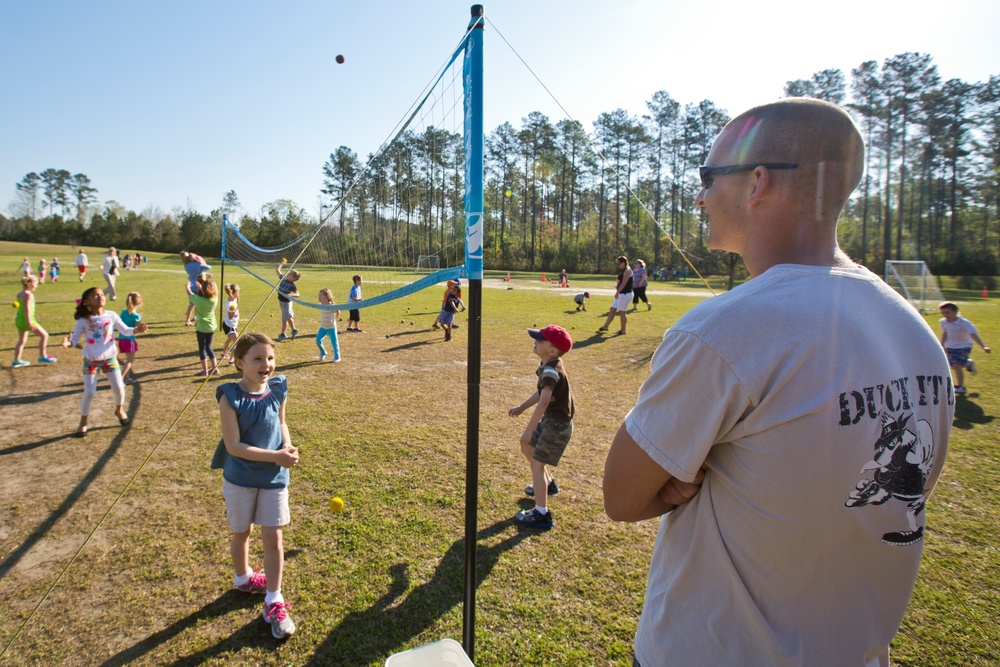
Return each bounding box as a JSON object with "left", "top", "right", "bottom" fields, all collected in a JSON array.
[{"left": 603, "top": 99, "right": 953, "bottom": 667}]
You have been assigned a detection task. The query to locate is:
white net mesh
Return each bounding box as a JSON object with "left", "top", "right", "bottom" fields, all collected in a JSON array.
[{"left": 884, "top": 260, "right": 945, "bottom": 312}]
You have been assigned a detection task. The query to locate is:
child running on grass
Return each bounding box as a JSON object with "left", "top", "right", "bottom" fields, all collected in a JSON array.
[
  {"left": 212, "top": 332, "right": 299, "bottom": 640},
  {"left": 346, "top": 274, "right": 363, "bottom": 332},
  {"left": 117, "top": 292, "right": 143, "bottom": 384},
  {"left": 439, "top": 283, "right": 465, "bottom": 342},
  {"left": 316, "top": 288, "right": 341, "bottom": 362},
  {"left": 12, "top": 275, "right": 57, "bottom": 368},
  {"left": 275, "top": 262, "right": 301, "bottom": 342},
  {"left": 37, "top": 258, "right": 47, "bottom": 284},
  {"left": 62, "top": 287, "right": 148, "bottom": 436},
  {"left": 49, "top": 257, "right": 60, "bottom": 282},
  {"left": 507, "top": 325, "right": 575, "bottom": 530},
  {"left": 219, "top": 283, "right": 241, "bottom": 366},
  {"left": 939, "top": 301, "right": 991, "bottom": 395},
  {"left": 186, "top": 274, "right": 219, "bottom": 376},
  {"left": 431, "top": 280, "right": 459, "bottom": 330}
]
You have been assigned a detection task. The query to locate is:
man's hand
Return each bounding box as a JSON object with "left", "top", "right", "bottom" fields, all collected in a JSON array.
[{"left": 657, "top": 467, "right": 705, "bottom": 507}]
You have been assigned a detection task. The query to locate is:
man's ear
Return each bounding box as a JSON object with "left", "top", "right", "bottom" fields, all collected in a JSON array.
[{"left": 746, "top": 165, "right": 773, "bottom": 207}]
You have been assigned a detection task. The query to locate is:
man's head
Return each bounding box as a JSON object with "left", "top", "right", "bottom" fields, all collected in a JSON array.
[{"left": 698, "top": 98, "right": 865, "bottom": 264}]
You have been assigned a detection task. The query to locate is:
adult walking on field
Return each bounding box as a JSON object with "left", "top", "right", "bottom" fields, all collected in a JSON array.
[
  {"left": 597, "top": 255, "right": 632, "bottom": 335},
  {"left": 181, "top": 251, "right": 212, "bottom": 326},
  {"left": 631, "top": 259, "right": 651, "bottom": 311},
  {"left": 603, "top": 98, "right": 953, "bottom": 667},
  {"left": 100, "top": 247, "right": 120, "bottom": 301},
  {"left": 75, "top": 248, "right": 89, "bottom": 281}
]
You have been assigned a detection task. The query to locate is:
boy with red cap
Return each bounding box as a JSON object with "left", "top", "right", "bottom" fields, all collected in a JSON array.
[{"left": 508, "top": 325, "right": 575, "bottom": 529}]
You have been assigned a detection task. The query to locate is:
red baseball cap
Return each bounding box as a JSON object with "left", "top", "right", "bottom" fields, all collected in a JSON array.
[{"left": 528, "top": 325, "right": 573, "bottom": 353}]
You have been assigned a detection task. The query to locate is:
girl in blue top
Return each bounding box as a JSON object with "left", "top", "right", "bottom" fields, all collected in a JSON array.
[
  {"left": 117, "top": 292, "right": 142, "bottom": 384},
  {"left": 212, "top": 332, "right": 299, "bottom": 640}
]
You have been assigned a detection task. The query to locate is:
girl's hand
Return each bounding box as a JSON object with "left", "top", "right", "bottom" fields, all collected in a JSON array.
[
  {"left": 61, "top": 335, "right": 72, "bottom": 349},
  {"left": 276, "top": 445, "right": 299, "bottom": 468},
  {"left": 135, "top": 322, "right": 149, "bottom": 334}
]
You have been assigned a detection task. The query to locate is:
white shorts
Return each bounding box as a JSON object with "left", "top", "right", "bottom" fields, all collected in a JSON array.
[
  {"left": 612, "top": 292, "right": 633, "bottom": 311},
  {"left": 222, "top": 480, "right": 290, "bottom": 532}
]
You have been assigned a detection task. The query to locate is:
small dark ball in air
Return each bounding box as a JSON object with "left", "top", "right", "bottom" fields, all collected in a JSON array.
[{"left": 336, "top": 54, "right": 345, "bottom": 64}]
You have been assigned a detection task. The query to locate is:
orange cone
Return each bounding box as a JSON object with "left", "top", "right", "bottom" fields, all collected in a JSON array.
[
  {"left": 505, "top": 272, "right": 510, "bottom": 282},
  {"left": 983, "top": 285, "right": 989, "bottom": 298},
  {"left": 541, "top": 272, "right": 546, "bottom": 282}
]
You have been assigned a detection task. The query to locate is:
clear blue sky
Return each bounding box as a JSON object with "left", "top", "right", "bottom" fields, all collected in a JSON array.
[{"left": 2, "top": 0, "right": 997, "bottom": 220}]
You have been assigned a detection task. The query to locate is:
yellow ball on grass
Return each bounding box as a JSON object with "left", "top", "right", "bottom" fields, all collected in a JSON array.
[{"left": 330, "top": 497, "right": 345, "bottom": 513}]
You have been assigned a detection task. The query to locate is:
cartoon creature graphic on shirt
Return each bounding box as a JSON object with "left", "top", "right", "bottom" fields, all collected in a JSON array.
[{"left": 845, "top": 411, "right": 935, "bottom": 546}]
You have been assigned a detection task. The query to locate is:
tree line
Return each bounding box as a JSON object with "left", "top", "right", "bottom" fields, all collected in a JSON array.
[{"left": 3, "top": 52, "right": 998, "bottom": 278}]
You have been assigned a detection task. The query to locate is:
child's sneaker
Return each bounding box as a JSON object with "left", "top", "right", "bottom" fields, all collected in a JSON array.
[
  {"left": 955, "top": 385, "right": 967, "bottom": 394},
  {"left": 123, "top": 376, "right": 137, "bottom": 385},
  {"left": 515, "top": 507, "right": 553, "bottom": 530},
  {"left": 236, "top": 568, "right": 267, "bottom": 594},
  {"left": 966, "top": 359, "right": 977, "bottom": 375},
  {"left": 37, "top": 355, "right": 57, "bottom": 364},
  {"left": 276, "top": 333, "right": 288, "bottom": 342},
  {"left": 12, "top": 360, "right": 30, "bottom": 368},
  {"left": 291, "top": 329, "right": 299, "bottom": 339},
  {"left": 524, "top": 479, "right": 559, "bottom": 497},
  {"left": 319, "top": 354, "right": 327, "bottom": 362},
  {"left": 263, "top": 601, "right": 296, "bottom": 639}
]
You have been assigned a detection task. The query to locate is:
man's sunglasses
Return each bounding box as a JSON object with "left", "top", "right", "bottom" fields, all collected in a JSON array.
[{"left": 699, "top": 163, "right": 798, "bottom": 189}]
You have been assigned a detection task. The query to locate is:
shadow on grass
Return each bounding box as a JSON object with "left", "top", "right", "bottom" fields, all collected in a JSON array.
[
  {"left": 382, "top": 339, "right": 437, "bottom": 353},
  {"left": 154, "top": 351, "right": 200, "bottom": 362},
  {"left": 306, "top": 518, "right": 530, "bottom": 666},
  {"left": 1, "top": 433, "right": 78, "bottom": 457},
  {"left": 97, "top": 590, "right": 263, "bottom": 667},
  {"left": 0, "top": 387, "right": 78, "bottom": 407},
  {"left": 99, "top": 551, "right": 304, "bottom": 667},
  {"left": 570, "top": 331, "right": 621, "bottom": 351},
  {"left": 0, "top": 385, "right": 142, "bottom": 581},
  {"left": 952, "top": 395, "right": 993, "bottom": 430}
]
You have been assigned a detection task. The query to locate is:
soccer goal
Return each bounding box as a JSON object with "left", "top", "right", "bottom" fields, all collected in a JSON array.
[
  {"left": 884, "top": 260, "right": 945, "bottom": 312},
  {"left": 415, "top": 254, "right": 441, "bottom": 274}
]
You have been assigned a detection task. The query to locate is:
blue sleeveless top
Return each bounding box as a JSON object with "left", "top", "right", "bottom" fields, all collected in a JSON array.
[{"left": 211, "top": 375, "right": 289, "bottom": 489}]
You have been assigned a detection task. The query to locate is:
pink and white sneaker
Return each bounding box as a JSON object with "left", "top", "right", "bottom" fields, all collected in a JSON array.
[
  {"left": 263, "top": 601, "right": 296, "bottom": 639},
  {"left": 235, "top": 568, "right": 267, "bottom": 594}
]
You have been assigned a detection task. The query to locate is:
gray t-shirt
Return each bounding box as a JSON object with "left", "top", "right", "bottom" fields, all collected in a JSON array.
[{"left": 626, "top": 265, "right": 952, "bottom": 667}]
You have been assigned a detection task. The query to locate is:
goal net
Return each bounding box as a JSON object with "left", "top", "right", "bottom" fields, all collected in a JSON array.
[
  {"left": 884, "top": 260, "right": 944, "bottom": 312},
  {"left": 415, "top": 254, "right": 441, "bottom": 274}
]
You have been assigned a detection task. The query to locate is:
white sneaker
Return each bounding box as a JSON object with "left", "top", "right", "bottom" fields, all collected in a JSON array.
[
  {"left": 955, "top": 385, "right": 967, "bottom": 395},
  {"left": 966, "top": 359, "right": 977, "bottom": 375}
]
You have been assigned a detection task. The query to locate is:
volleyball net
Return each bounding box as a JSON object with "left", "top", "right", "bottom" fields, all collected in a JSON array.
[{"left": 221, "top": 14, "right": 484, "bottom": 311}]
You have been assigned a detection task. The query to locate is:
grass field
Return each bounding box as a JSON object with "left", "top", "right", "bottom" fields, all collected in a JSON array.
[{"left": 0, "top": 241, "right": 997, "bottom": 666}]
